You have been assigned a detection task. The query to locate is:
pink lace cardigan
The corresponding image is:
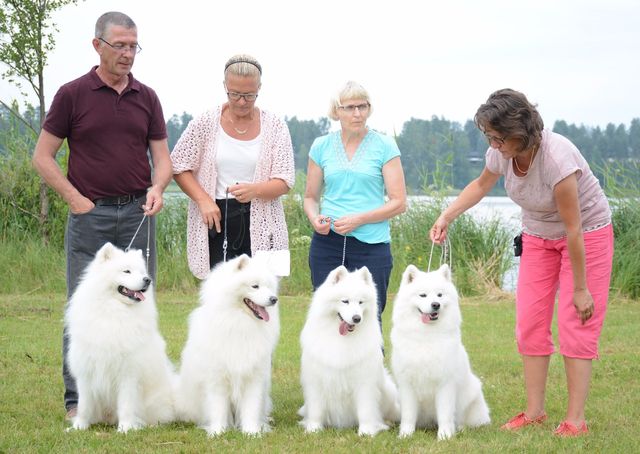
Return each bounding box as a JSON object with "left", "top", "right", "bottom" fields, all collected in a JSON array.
[{"left": 171, "top": 107, "right": 295, "bottom": 279}]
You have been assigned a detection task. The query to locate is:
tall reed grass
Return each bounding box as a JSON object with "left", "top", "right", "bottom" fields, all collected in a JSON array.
[{"left": 1, "top": 164, "right": 638, "bottom": 299}]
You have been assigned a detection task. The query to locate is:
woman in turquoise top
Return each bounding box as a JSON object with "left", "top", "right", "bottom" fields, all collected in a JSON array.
[{"left": 304, "top": 81, "right": 407, "bottom": 322}]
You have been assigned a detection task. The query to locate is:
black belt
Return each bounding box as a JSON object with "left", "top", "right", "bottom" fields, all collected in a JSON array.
[{"left": 94, "top": 192, "right": 147, "bottom": 206}]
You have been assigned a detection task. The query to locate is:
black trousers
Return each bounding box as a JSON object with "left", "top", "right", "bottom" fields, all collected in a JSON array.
[{"left": 208, "top": 198, "right": 252, "bottom": 268}]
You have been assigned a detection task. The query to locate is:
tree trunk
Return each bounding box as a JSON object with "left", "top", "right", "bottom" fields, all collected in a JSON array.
[{"left": 38, "top": 65, "right": 50, "bottom": 244}]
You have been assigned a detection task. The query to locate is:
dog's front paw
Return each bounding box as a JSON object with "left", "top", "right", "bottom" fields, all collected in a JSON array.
[
  {"left": 241, "top": 423, "right": 263, "bottom": 437},
  {"left": 67, "top": 419, "right": 89, "bottom": 432},
  {"left": 437, "top": 425, "right": 455, "bottom": 440},
  {"left": 358, "top": 422, "right": 389, "bottom": 437},
  {"left": 303, "top": 421, "right": 323, "bottom": 433},
  {"left": 398, "top": 424, "right": 415, "bottom": 438},
  {"left": 204, "top": 423, "right": 228, "bottom": 437},
  {"left": 117, "top": 421, "right": 143, "bottom": 433}
]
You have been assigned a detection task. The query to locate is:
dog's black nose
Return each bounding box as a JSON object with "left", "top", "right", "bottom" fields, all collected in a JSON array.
[
  {"left": 352, "top": 315, "right": 361, "bottom": 324},
  {"left": 431, "top": 302, "right": 440, "bottom": 310},
  {"left": 143, "top": 277, "right": 151, "bottom": 287},
  {"left": 269, "top": 296, "right": 278, "bottom": 305}
]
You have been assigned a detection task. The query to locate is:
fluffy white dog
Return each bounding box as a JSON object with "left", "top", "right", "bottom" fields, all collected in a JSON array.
[
  {"left": 66, "top": 242, "right": 175, "bottom": 432},
  {"left": 299, "top": 266, "right": 399, "bottom": 436},
  {"left": 177, "top": 254, "right": 280, "bottom": 436},
  {"left": 391, "top": 264, "right": 490, "bottom": 440}
]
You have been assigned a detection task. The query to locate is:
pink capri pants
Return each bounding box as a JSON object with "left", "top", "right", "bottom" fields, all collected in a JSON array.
[{"left": 515, "top": 223, "right": 614, "bottom": 359}]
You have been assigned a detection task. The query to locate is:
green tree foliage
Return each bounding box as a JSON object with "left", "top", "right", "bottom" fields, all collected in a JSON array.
[
  {"left": 285, "top": 116, "right": 330, "bottom": 170},
  {"left": 395, "top": 117, "right": 478, "bottom": 194},
  {"left": 0, "top": 0, "right": 81, "bottom": 241},
  {"left": 166, "top": 111, "right": 193, "bottom": 151},
  {"left": 0, "top": 104, "right": 67, "bottom": 245}
]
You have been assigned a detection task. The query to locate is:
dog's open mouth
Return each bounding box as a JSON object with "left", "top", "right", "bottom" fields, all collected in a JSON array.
[
  {"left": 338, "top": 313, "right": 355, "bottom": 336},
  {"left": 244, "top": 298, "right": 270, "bottom": 322},
  {"left": 118, "top": 286, "right": 146, "bottom": 302},
  {"left": 419, "top": 309, "right": 439, "bottom": 323}
]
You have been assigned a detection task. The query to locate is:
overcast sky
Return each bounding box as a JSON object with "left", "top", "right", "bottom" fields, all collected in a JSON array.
[{"left": 2, "top": 0, "right": 639, "bottom": 134}]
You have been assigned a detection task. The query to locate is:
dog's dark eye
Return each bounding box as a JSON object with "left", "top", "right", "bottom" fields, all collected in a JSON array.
[
  {"left": 123, "top": 270, "right": 131, "bottom": 274},
  {"left": 359, "top": 301, "right": 363, "bottom": 305},
  {"left": 252, "top": 284, "right": 259, "bottom": 289},
  {"left": 419, "top": 293, "right": 426, "bottom": 298},
  {"left": 437, "top": 293, "right": 442, "bottom": 297},
  {"left": 341, "top": 299, "right": 349, "bottom": 304}
]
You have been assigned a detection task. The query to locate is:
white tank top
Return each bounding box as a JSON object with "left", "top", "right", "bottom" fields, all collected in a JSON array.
[{"left": 215, "top": 127, "right": 262, "bottom": 199}]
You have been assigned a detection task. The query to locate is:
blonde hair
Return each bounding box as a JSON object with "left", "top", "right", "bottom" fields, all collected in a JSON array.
[
  {"left": 224, "top": 54, "right": 262, "bottom": 82},
  {"left": 328, "top": 81, "right": 373, "bottom": 120}
]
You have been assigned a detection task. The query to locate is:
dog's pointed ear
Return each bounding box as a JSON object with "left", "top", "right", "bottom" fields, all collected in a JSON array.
[
  {"left": 327, "top": 266, "right": 348, "bottom": 285},
  {"left": 96, "top": 242, "right": 117, "bottom": 262},
  {"left": 234, "top": 254, "right": 251, "bottom": 271},
  {"left": 403, "top": 264, "right": 420, "bottom": 284},
  {"left": 439, "top": 264, "right": 452, "bottom": 282},
  {"left": 358, "top": 266, "right": 373, "bottom": 285}
]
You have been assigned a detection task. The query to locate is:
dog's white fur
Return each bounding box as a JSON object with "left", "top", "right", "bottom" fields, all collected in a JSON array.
[
  {"left": 299, "top": 266, "right": 399, "bottom": 436},
  {"left": 177, "top": 254, "right": 280, "bottom": 436},
  {"left": 390, "top": 264, "right": 490, "bottom": 440},
  {"left": 66, "top": 242, "right": 175, "bottom": 432}
]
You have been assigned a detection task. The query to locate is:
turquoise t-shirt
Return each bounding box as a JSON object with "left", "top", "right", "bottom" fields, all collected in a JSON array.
[{"left": 309, "top": 129, "right": 401, "bottom": 244}]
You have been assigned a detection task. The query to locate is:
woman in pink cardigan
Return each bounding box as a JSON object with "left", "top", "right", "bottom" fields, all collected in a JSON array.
[{"left": 171, "top": 54, "right": 295, "bottom": 279}]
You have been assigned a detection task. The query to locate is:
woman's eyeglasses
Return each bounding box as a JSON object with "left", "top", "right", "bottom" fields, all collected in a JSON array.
[
  {"left": 484, "top": 133, "right": 506, "bottom": 146},
  {"left": 338, "top": 103, "right": 370, "bottom": 114},
  {"left": 226, "top": 91, "right": 258, "bottom": 102}
]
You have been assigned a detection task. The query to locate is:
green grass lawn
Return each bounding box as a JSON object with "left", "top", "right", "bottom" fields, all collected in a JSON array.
[{"left": 1, "top": 292, "right": 638, "bottom": 453}]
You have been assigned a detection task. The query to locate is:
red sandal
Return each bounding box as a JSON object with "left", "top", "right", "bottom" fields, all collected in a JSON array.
[
  {"left": 500, "top": 412, "right": 548, "bottom": 430},
  {"left": 553, "top": 420, "right": 589, "bottom": 437}
]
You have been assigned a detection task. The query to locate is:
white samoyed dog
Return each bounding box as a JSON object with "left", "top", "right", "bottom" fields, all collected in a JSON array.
[
  {"left": 299, "top": 266, "right": 400, "bottom": 436},
  {"left": 177, "top": 254, "right": 280, "bottom": 436},
  {"left": 66, "top": 242, "right": 176, "bottom": 432},
  {"left": 390, "top": 264, "right": 490, "bottom": 440}
]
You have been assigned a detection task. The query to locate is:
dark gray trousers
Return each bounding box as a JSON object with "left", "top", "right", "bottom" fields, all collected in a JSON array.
[{"left": 62, "top": 195, "right": 156, "bottom": 410}]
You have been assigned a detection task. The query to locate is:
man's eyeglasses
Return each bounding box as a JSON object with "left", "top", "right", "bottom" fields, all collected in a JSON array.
[
  {"left": 98, "top": 38, "right": 142, "bottom": 54},
  {"left": 484, "top": 133, "right": 507, "bottom": 146},
  {"left": 226, "top": 91, "right": 258, "bottom": 102},
  {"left": 338, "top": 103, "right": 370, "bottom": 114}
]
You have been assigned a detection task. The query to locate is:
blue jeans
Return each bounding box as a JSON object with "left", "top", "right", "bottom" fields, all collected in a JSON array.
[
  {"left": 308, "top": 230, "right": 393, "bottom": 323},
  {"left": 62, "top": 194, "right": 155, "bottom": 411}
]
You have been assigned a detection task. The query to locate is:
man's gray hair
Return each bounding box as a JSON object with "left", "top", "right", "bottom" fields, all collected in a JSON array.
[{"left": 95, "top": 11, "right": 136, "bottom": 39}]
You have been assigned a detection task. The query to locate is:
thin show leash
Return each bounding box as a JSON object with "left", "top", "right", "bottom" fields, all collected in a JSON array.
[
  {"left": 223, "top": 187, "right": 229, "bottom": 262},
  {"left": 427, "top": 236, "right": 452, "bottom": 272},
  {"left": 322, "top": 217, "right": 347, "bottom": 266},
  {"left": 125, "top": 213, "right": 151, "bottom": 269}
]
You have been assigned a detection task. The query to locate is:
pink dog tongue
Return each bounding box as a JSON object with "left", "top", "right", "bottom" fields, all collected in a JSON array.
[
  {"left": 339, "top": 320, "right": 350, "bottom": 336},
  {"left": 256, "top": 305, "right": 270, "bottom": 322},
  {"left": 421, "top": 312, "right": 430, "bottom": 324},
  {"left": 134, "top": 291, "right": 145, "bottom": 301}
]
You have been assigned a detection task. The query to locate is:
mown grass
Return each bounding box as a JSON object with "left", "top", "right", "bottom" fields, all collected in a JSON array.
[{"left": 1, "top": 291, "right": 638, "bottom": 453}]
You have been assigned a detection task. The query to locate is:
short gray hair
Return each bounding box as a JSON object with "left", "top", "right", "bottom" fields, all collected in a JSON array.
[
  {"left": 328, "top": 81, "right": 373, "bottom": 121},
  {"left": 95, "top": 12, "right": 136, "bottom": 39},
  {"left": 224, "top": 54, "right": 262, "bottom": 82}
]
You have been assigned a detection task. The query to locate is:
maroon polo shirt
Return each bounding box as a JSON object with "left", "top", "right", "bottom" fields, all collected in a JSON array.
[{"left": 43, "top": 66, "right": 167, "bottom": 201}]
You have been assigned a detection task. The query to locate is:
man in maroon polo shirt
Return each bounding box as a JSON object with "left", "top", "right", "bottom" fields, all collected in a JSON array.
[{"left": 32, "top": 11, "right": 172, "bottom": 421}]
